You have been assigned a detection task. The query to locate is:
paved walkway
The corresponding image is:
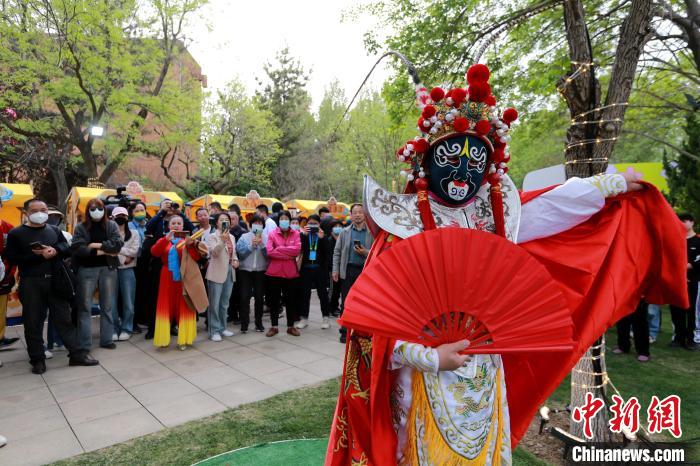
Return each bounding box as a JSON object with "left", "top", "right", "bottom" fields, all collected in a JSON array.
[{"left": 0, "top": 300, "right": 344, "bottom": 465}]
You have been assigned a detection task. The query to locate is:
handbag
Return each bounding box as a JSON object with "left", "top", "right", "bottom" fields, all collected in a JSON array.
[
  {"left": 47, "top": 225, "right": 78, "bottom": 301},
  {"left": 51, "top": 258, "right": 78, "bottom": 301}
]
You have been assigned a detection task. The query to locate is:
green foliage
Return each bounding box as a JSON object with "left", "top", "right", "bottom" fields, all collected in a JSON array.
[
  {"left": 195, "top": 80, "right": 282, "bottom": 196},
  {"left": 355, "top": 0, "right": 698, "bottom": 187},
  {"left": 0, "top": 0, "right": 205, "bottom": 188},
  {"left": 255, "top": 47, "right": 316, "bottom": 197},
  {"left": 664, "top": 111, "right": 700, "bottom": 219}
]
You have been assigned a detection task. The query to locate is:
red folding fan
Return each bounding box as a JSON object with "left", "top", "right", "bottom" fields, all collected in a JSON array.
[{"left": 338, "top": 228, "right": 574, "bottom": 354}]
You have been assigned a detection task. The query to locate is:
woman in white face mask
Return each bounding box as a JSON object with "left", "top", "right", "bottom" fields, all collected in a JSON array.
[{"left": 70, "top": 199, "right": 124, "bottom": 350}]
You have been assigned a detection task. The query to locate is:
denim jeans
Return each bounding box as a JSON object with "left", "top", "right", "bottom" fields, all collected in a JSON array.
[
  {"left": 47, "top": 314, "right": 64, "bottom": 349},
  {"left": 207, "top": 268, "right": 233, "bottom": 336},
  {"left": 77, "top": 266, "right": 118, "bottom": 348},
  {"left": 647, "top": 303, "right": 661, "bottom": 339},
  {"left": 114, "top": 268, "right": 136, "bottom": 335}
]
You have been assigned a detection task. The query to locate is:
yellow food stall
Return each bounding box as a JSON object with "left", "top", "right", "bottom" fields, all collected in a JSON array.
[
  {"left": 65, "top": 186, "right": 183, "bottom": 232},
  {"left": 286, "top": 197, "right": 351, "bottom": 219},
  {"left": 189, "top": 190, "right": 285, "bottom": 223},
  {"left": 0, "top": 183, "right": 34, "bottom": 226}
]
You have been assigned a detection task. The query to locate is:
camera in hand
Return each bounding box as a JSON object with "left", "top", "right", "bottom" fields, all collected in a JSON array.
[
  {"left": 30, "top": 241, "right": 45, "bottom": 250},
  {"left": 221, "top": 221, "right": 230, "bottom": 232},
  {"left": 173, "top": 231, "right": 189, "bottom": 239}
]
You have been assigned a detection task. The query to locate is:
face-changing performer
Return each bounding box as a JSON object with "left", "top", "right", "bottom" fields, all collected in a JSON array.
[{"left": 325, "top": 63, "right": 688, "bottom": 466}]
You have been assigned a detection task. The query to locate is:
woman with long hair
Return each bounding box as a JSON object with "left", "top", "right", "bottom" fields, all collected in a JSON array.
[
  {"left": 204, "top": 212, "right": 239, "bottom": 341},
  {"left": 265, "top": 210, "right": 301, "bottom": 337},
  {"left": 71, "top": 198, "right": 123, "bottom": 349},
  {"left": 150, "top": 215, "right": 208, "bottom": 349},
  {"left": 111, "top": 207, "right": 140, "bottom": 341}
]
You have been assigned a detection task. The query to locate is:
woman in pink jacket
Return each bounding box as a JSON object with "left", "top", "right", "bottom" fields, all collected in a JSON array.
[{"left": 265, "top": 210, "right": 301, "bottom": 337}]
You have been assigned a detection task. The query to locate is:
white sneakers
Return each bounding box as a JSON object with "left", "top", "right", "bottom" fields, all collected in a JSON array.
[
  {"left": 321, "top": 317, "right": 330, "bottom": 329},
  {"left": 221, "top": 329, "right": 235, "bottom": 337},
  {"left": 295, "top": 318, "right": 309, "bottom": 329},
  {"left": 210, "top": 334, "right": 223, "bottom": 342},
  {"left": 0, "top": 434, "right": 6, "bottom": 448},
  {"left": 118, "top": 332, "right": 131, "bottom": 341},
  {"left": 112, "top": 333, "right": 119, "bottom": 342},
  {"left": 44, "top": 350, "right": 53, "bottom": 359}
]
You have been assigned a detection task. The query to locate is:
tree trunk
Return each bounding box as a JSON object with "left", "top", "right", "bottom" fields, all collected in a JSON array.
[
  {"left": 562, "top": 0, "right": 654, "bottom": 442},
  {"left": 561, "top": 0, "right": 610, "bottom": 442},
  {"left": 593, "top": 0, "right": 654, "bottom": 162},
  {"left": 560, "top": 0, "right": 601, "bottom": 179}
]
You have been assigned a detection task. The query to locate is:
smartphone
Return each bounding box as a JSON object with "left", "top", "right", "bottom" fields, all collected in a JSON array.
[
  {"left": 173, "top": 231, "right": 189, "bottom": 239},
  {"left": 254, "top": 229, "right": 262, "bottom": 238},
  {"left": 221, "top": 221, "right": 230, "bottom": 232},
  {"left": 353, "top": 240, "right": 362, "bottom": 248},
  {"left": 30, "top": 241, "right": 45, "bottom": 250}
]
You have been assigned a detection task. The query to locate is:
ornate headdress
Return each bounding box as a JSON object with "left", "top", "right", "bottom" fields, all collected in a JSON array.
[{"left": 397, "top": 63, "right": 519, "bottom": 236}]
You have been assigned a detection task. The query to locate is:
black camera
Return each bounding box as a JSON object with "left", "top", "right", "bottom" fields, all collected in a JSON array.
[{"left": 103, "top": 186, "right": 134, "bottom": 209}]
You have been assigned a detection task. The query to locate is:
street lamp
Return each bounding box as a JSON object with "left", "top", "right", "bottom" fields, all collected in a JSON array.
[{"left": 90, "top": 126, "right": 105, "bottom": 137}]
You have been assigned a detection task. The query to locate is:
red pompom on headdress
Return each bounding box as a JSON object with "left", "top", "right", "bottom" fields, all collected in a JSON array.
[
  {"left": 466, "top": 63, "right": 490, "bottom": 84},
  {"left": 429, "top": 87, "right": 445, "bottom": 102},
  {"left": 502, "top": 108, "right": 519, "bottom": 124}
]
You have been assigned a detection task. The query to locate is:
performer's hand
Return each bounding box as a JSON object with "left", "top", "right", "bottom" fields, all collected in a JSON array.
[
  {"left": 436, "top": 340, "right": 471, "bottom": 371},
  {"left": 622, "top": 172, "right": 644, "bottom": 192},
  {"left": 332, "top": 272, "right": 339, "bottom": 282}
]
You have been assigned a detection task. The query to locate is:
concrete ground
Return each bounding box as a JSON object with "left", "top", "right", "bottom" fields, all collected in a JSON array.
[{"left": 0, "top": 299, "right": 344, "bottom": 466}]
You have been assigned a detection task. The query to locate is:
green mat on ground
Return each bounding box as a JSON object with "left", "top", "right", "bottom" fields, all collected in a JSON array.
[{"left": 194, "top": 438, "right": 327, "bottom": 466}]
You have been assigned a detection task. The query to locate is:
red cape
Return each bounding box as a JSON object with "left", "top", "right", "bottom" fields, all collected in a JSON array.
[{"left": 326, "top": 184, "right": 689, "bottom": 466}]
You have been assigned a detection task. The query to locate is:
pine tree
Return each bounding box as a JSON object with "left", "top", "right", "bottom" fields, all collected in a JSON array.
[{"left": 664, "top": 110, "right": 700, "bottom": 220}]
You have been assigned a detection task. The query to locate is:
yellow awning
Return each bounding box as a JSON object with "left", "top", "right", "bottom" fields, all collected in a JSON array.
[{"left": 0, "top": 183, "right": 34, "bottom": 226}]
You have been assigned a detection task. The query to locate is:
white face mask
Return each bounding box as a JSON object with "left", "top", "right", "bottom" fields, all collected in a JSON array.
[
  {"left": 89, "top": 209, "right": 105, "bottom": 221},
  {"left": 29, "top": 212, "right": 49, "bottom": 225}
]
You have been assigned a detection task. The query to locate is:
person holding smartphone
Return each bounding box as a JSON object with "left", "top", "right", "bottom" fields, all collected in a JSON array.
[
  {"left": 297, "top": 214, "right": 332, "bottom": 330},
  {"left": 332, "top": 203, "right": 374, "bottom": 343},
  {"left": 236, "top": 215, "right": 268, "bottom": 333},
  {"left": 150, "top": 216, "right": 207, "bottom": 349},
  {"left": 4, "top": 198, "right": 99, "bottom": 374},
  {"left": 71, "top": 198, "right": 124, "bottom": 350},
  {"left": 265, "top": 210, "right": 301, "bottom": 337},
  {"left": 204, "top": 212, "right": 239, "bottom": 341}
]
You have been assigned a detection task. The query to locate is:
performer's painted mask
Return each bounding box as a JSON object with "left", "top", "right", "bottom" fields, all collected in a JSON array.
[{"left": 426, "top": 133, "right": 490, "bottom": 205}]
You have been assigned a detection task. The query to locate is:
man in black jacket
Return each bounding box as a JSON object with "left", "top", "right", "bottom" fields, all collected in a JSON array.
[
  {"left": 296, "top": 214, "right": 332, "bottom": 330},
  {"left": 145, "top": 199, "right": 194, "bottom": 239},
  {"left": 4, "top": 198, "right": 99, "bottom": 374},
  {"left": 670, "top": 213, "right": 700, "bottom": 350}
]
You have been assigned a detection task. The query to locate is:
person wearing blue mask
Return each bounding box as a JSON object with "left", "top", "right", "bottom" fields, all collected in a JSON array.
[
  {"left": 236, "top": 215, "right": 269, "bottom": 333},
  {"left": 297, "top": 214, "right": 332, "bottom": 330},
  {"left": 265, "top": 211, "right": 301, "bottom": 337}
]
